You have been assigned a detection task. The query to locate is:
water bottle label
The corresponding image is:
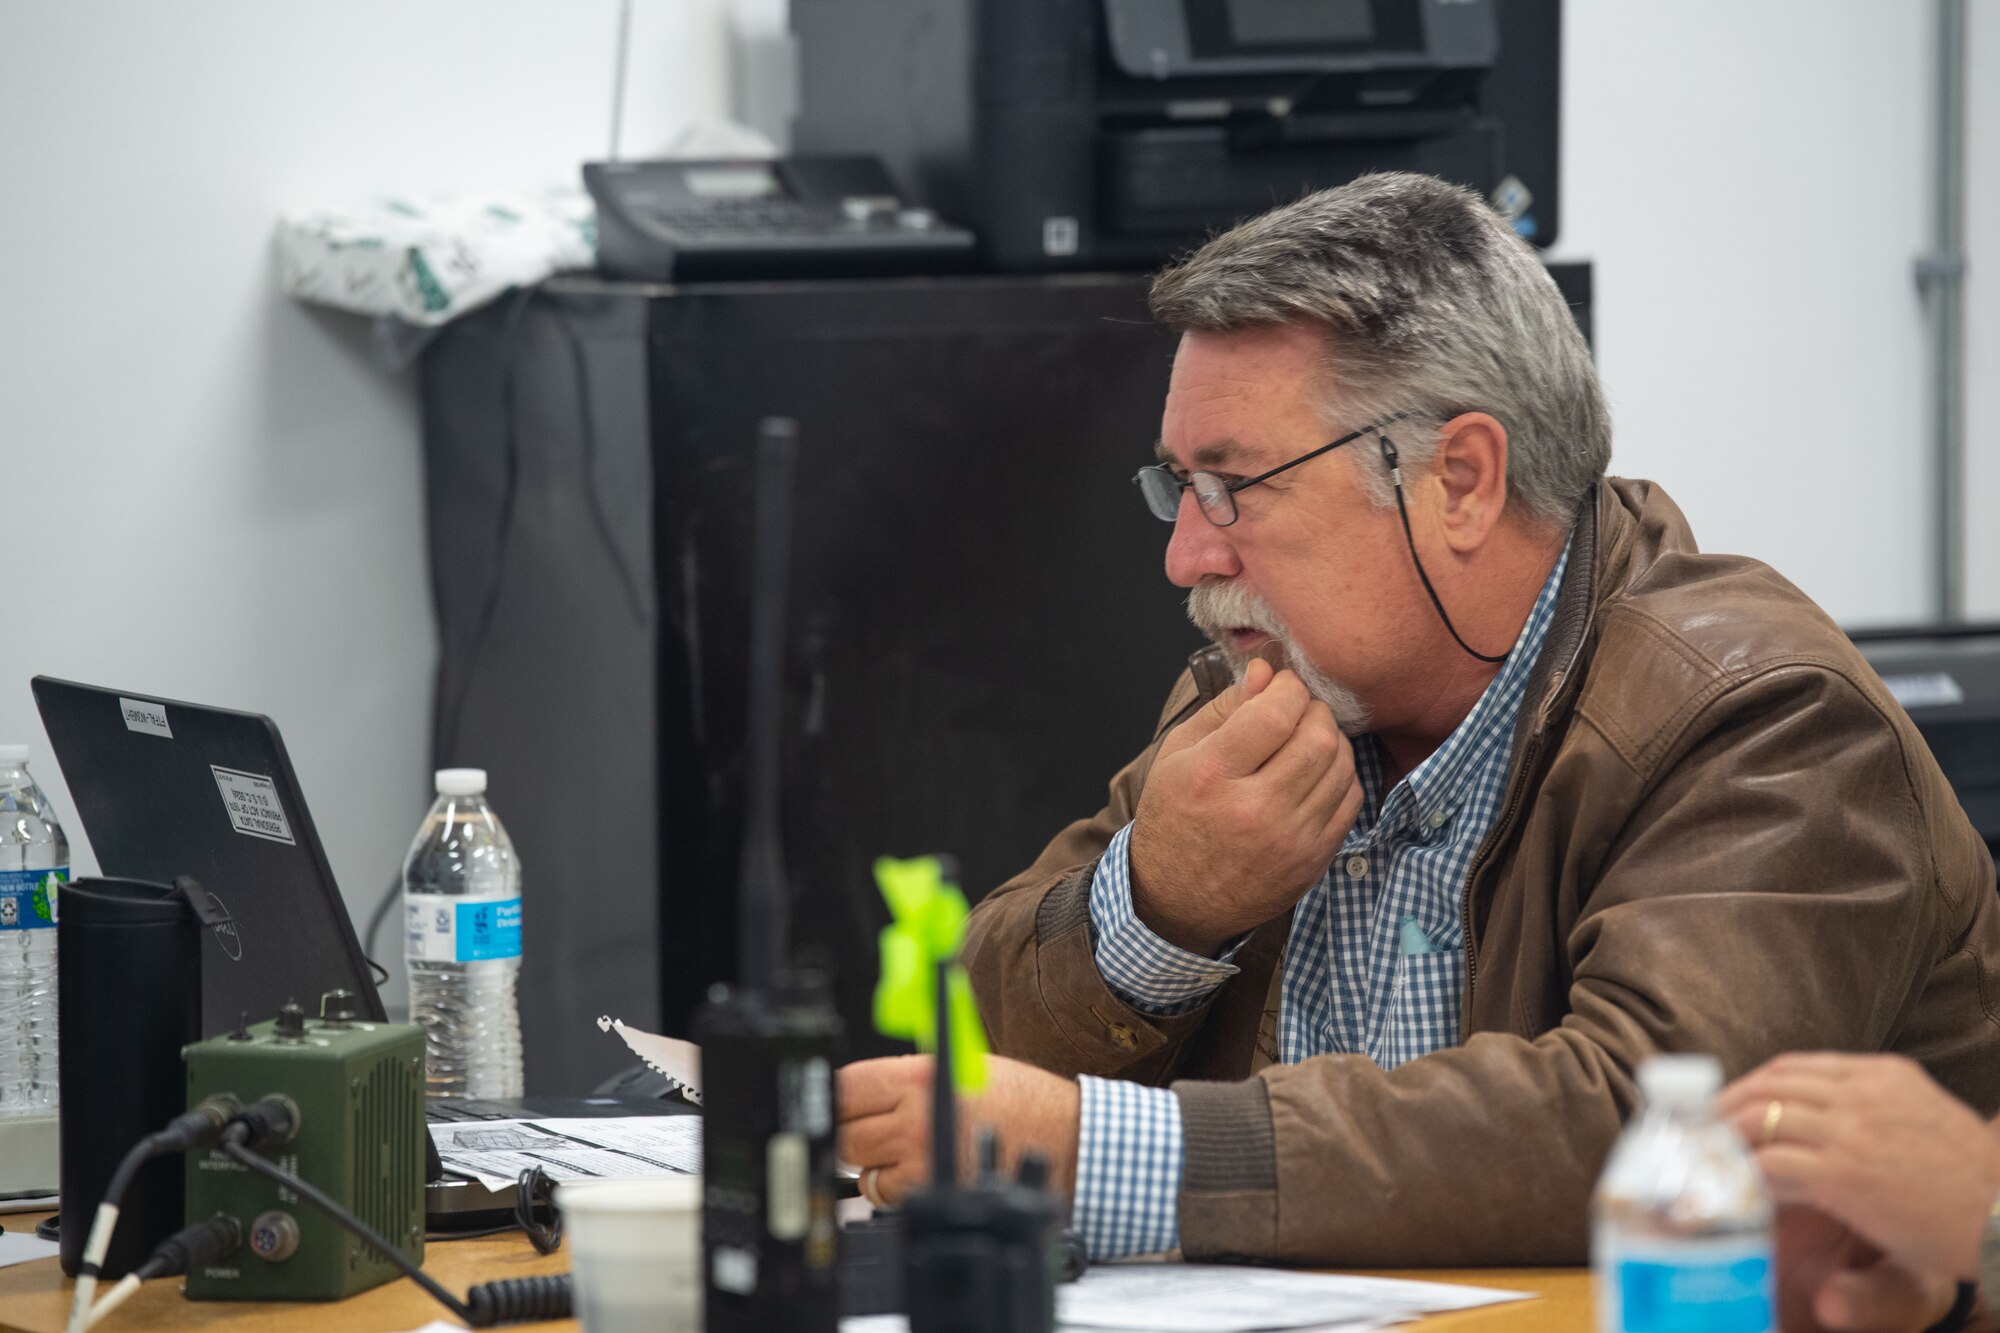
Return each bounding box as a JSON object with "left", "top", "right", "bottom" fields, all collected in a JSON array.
[
  {"left": 1615, "top": 1251, "right": 1772, "bottom": 1333},
  {"left": 0, "top": 867, "right": 66, "bottom": 931},
  {"left": 406, "top": 894, "right": 522, "bottom": 963}
]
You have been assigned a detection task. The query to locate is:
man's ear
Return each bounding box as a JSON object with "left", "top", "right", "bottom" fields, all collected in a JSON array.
[{"left": 1430, "top": 412, "right": 1509, "bottom": 555}]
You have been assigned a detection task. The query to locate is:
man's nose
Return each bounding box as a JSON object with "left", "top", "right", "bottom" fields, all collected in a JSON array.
[{"left": 1164, "top": 492, "right": 1242, "bottom": 588}]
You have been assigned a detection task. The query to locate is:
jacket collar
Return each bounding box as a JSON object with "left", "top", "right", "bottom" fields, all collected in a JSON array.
[
  {"left": 1514, "top": 477, "right": 1686, "bottom": 748},
  {"left": 1512, "top": 488, "right": 1598, "bottom": 749}
]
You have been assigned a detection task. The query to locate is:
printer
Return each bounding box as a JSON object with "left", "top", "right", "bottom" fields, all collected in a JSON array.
[
  {"left": 1850, "top": 624, "right": 2000, "bottom": 879},
  {"left": 793, "top": 0, "right": 1561, "bottom": 271}
]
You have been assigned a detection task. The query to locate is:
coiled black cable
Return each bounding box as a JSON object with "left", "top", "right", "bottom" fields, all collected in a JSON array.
[
  {"left": 466, "top": 1274, "right": 574, "bottom": 1325},
  {"left": 513, "top": 1164, "right": 563, "bottom": 1255}
]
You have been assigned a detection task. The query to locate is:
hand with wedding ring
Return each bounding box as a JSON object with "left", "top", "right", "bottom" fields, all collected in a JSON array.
[
  {"left": 1720, "top": 1052, "right": 2000, "bottom": 1283},
  {"left": 836, "top": 1053, "right": 1080, "bottom": 1210}
]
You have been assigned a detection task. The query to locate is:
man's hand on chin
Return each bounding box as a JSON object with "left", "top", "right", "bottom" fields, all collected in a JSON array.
[
  {"left": 1128, "top": 655, "right": 1362, "bottom": 956},
  {"left": 836, "top": 1054, "right": 1081, "bottom": 1208}
]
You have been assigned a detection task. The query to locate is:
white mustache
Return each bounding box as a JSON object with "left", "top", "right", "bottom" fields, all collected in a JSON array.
[
  {"left": 1187, "top": 580, "right": 1286, "bottom": 641},
  {"left": 1186, "top": 581, "right": 1371, "bottom": 734}
]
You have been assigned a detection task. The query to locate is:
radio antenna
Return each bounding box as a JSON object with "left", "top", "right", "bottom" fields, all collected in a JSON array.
[
  {"left": 697, "top": 416, "right": 840, "bottom": 1333},
  {"left": 737, "top": 416, "right": 797, "bottom": 994},
  {"left": 608, "top": 0, "right": 634, "bottom": 162},
  {"left": 930, "top": 959, "right": 957, "bottom": 1189}
]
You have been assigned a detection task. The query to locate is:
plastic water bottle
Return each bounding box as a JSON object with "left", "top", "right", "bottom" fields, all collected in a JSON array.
[
  {"left": 1594, "top": 1054, "right": 1774, "bottom": 1333},
  {"left": 0, "top": 745, "right": 68, "bottom": 1114},
  {"left": 403, "top": 768, "right": 523, "bottom": 1098}
]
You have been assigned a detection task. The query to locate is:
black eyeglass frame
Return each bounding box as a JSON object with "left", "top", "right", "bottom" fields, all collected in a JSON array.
[
  {"left": 1132, "top": 409, "right": 1510, "bottom": 665},
  {"left": 1133, "top": 411, "right": 1415, "bottom": 527}
]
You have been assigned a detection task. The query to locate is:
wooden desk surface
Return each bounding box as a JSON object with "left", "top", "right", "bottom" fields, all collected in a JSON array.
[{"left": 0, "top": 1212, "right": 1591, "bottom": 1332}]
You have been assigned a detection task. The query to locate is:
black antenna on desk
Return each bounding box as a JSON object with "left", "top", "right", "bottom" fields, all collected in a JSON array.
[
  {"left": 695, "top": 416, "right": 842, "bottom": 1333},
  {"left": 929, "top": 959, "right": 957, "bottom": 1191}
]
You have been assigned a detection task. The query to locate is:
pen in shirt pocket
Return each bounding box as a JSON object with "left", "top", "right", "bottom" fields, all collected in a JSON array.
[{"left": 1399, "top": 915, "right": 1439, "bottom": 957}]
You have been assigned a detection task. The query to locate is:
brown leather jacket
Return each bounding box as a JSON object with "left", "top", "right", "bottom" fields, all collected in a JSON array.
[{"left": 964, "top": 478, "right": 2000, "bottom": 1266}]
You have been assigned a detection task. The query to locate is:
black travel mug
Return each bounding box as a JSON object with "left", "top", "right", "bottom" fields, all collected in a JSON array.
[{"left": 57, "top": 877, "right": 202, "bottom": 1278}]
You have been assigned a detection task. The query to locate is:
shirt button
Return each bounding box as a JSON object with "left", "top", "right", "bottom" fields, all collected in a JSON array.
[
  {"left": 1345, "top": 854, "right": 1370, "bottom": 878},
  {"left": 1426, "top": 809, "right": 1448, "bottom": 830},
  {"left": 1106, "top": 1022, "right": 1137, "bottom": 1052}
]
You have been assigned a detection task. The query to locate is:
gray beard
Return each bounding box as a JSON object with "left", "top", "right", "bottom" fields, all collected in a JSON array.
[{"left": 1185, "top": 582, "right": 1372, "bottom": 735}]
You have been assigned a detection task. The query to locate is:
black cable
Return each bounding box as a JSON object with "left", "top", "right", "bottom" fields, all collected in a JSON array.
[
  {"left": 512, "top": 1165, "right": 563, "bottom": 1255},
  {"left": 77, "top": 1098, "right": 239, "bottom": 1279},
  {"left": 438, "top": 282, "right": 538, "bottom": 765},
  {"left": 219, "top": 1137, "right": 571, "bottom": 1327},
  {"left": 362, "top": 873, "right": 400, "bottom": 974},
  {"left": 549, "top": 301, "right": 649, "bottom": 627},
  {"left": 380, "top": 285, "right": 649, "bottom": 981},
  {"left": 91, "top": 1141, "right": 153, "bottom": 1247},
  {"left": 219, "top": 1138, "right": 476, "bottom": 1326},
  {"left": 426, "top": 1224, "right": 520, "bottom": 1242},
  {"left": 425, "top": 1165, "right": 560, "bottom": 1249},
  {"left": 144, "top": 1214, "right": 243, "bottom": 1278},
  {"left": 1377, "top": 433, "right": 1508, "bottom": 664},
  {"left": 366, "top": 283, "right": 543, "bottom": 983},
  {"left": 465, "top": 1274, "right": 573, "bottom": 1325}
]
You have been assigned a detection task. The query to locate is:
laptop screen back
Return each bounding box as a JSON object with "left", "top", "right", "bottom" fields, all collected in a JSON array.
[{"left": 32, "top": 676, "right": 388, "bottom": 1034}]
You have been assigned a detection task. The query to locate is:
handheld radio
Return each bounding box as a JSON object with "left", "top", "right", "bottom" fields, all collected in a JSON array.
[{"left": 694, "top": 417, "right": 843, "bottom": 1332}]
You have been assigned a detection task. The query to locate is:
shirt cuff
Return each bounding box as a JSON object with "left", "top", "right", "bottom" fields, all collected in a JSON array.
[
  {"left": 1075, "top": 1075, "right": 1183, "bottom": 1260},
  {"left": 1089, "top": 823, "right": 1243, "bottom": 1015}
]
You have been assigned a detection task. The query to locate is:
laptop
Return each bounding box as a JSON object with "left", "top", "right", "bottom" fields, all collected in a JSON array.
[{"left": 31, "top": 676, "right": 687, "bottom": 1228}]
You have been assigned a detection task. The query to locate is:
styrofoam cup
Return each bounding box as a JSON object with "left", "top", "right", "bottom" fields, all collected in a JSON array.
[{"left": 559, "top": 1175, "right": 703, "bottom": 1333}]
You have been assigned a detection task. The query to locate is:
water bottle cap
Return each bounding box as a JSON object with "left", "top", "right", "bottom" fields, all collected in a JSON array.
[
  {"left": 0, "top": 744, "right": 26, "bottom": 765},
  {"left": 435, "top": 768, "right": 487, "bottom": 796},
  {"left": 1638, "top": 1054, "right": 1722, "bottom": 1109}
]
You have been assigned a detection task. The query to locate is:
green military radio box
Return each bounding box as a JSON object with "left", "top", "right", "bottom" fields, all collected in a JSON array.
[{"left": 184, "top": 1000, "right": 426, "bottom": 1301}]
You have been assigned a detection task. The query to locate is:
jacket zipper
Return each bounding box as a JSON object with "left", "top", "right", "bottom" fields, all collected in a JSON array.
[
  {"left": 1457, "top": 648, "right": 1582, "bottom": 1019},
  {"left": 1458, "top": 733, "right": 1540, "bottom": 1015}
]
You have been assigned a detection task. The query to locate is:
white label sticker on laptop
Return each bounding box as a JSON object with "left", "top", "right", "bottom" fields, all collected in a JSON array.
[
  {"left": 210, "top": 766, "right": 296, "bottom": 845},
  {"left": 119, "top": 697, "right": 173, "bottom": 739}
]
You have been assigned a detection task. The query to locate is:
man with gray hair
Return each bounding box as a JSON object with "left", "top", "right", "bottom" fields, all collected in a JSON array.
[{"left": 835, "top": 172, "right": 2000, "bottom": 1268}]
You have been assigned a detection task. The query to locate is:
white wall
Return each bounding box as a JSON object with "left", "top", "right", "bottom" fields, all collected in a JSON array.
[
  {"left": 1, "top": 1, "right": 1993, "bottom": 1002},
  {"left": 1553, "top": 0, "right": 1997, "bottom": 626},
  {"left": 1967, "top": 0, "right": 2000, "bottom": 619},
  {"left": 0, "top": 2, "right": 733, "bottom": 1006}
]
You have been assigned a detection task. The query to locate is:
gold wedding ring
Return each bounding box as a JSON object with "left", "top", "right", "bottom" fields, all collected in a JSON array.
[
  {"left": 1760, "top": 1099, "right": 1785, "bottom": 1145},
  {"left": 860, "top": 1166, "right": 886, "bottom": 1209}
]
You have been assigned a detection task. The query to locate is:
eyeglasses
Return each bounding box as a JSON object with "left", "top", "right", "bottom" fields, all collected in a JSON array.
[
  {"left": 1133, "top": 413, "right": 1413, "bottom": 527},
  {"left": 1133, "top": 410, "right": 1510, "bottom": 666}
]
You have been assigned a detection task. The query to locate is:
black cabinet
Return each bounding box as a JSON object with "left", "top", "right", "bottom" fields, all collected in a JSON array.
[{"left": 421, "top": 274, "right": 1194, "bottom": 1091}]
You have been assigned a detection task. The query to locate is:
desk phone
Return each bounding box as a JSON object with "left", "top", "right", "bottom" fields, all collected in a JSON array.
[{"left": 584, "top": 154, "right": 976, "bottom": 282}]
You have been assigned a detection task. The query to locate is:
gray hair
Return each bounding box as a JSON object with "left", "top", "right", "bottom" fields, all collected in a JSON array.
[{"left": 1148, "top": 172, "right": 1610, "bottom": 526}]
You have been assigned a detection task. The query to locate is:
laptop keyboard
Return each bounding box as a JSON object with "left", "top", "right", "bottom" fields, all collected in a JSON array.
[{"left": 425, "top": 1098, "right": 525, "bottom": 1123}]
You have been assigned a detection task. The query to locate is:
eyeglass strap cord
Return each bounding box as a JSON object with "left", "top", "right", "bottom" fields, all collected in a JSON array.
[{"left": 1378, "top": 434, "right": 1509, "bottom": 665}]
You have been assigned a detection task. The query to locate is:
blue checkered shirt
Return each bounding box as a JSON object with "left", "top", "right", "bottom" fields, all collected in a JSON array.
[{"left": 1072, "top": 539, "right": 1570, "bottom": 1259}]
